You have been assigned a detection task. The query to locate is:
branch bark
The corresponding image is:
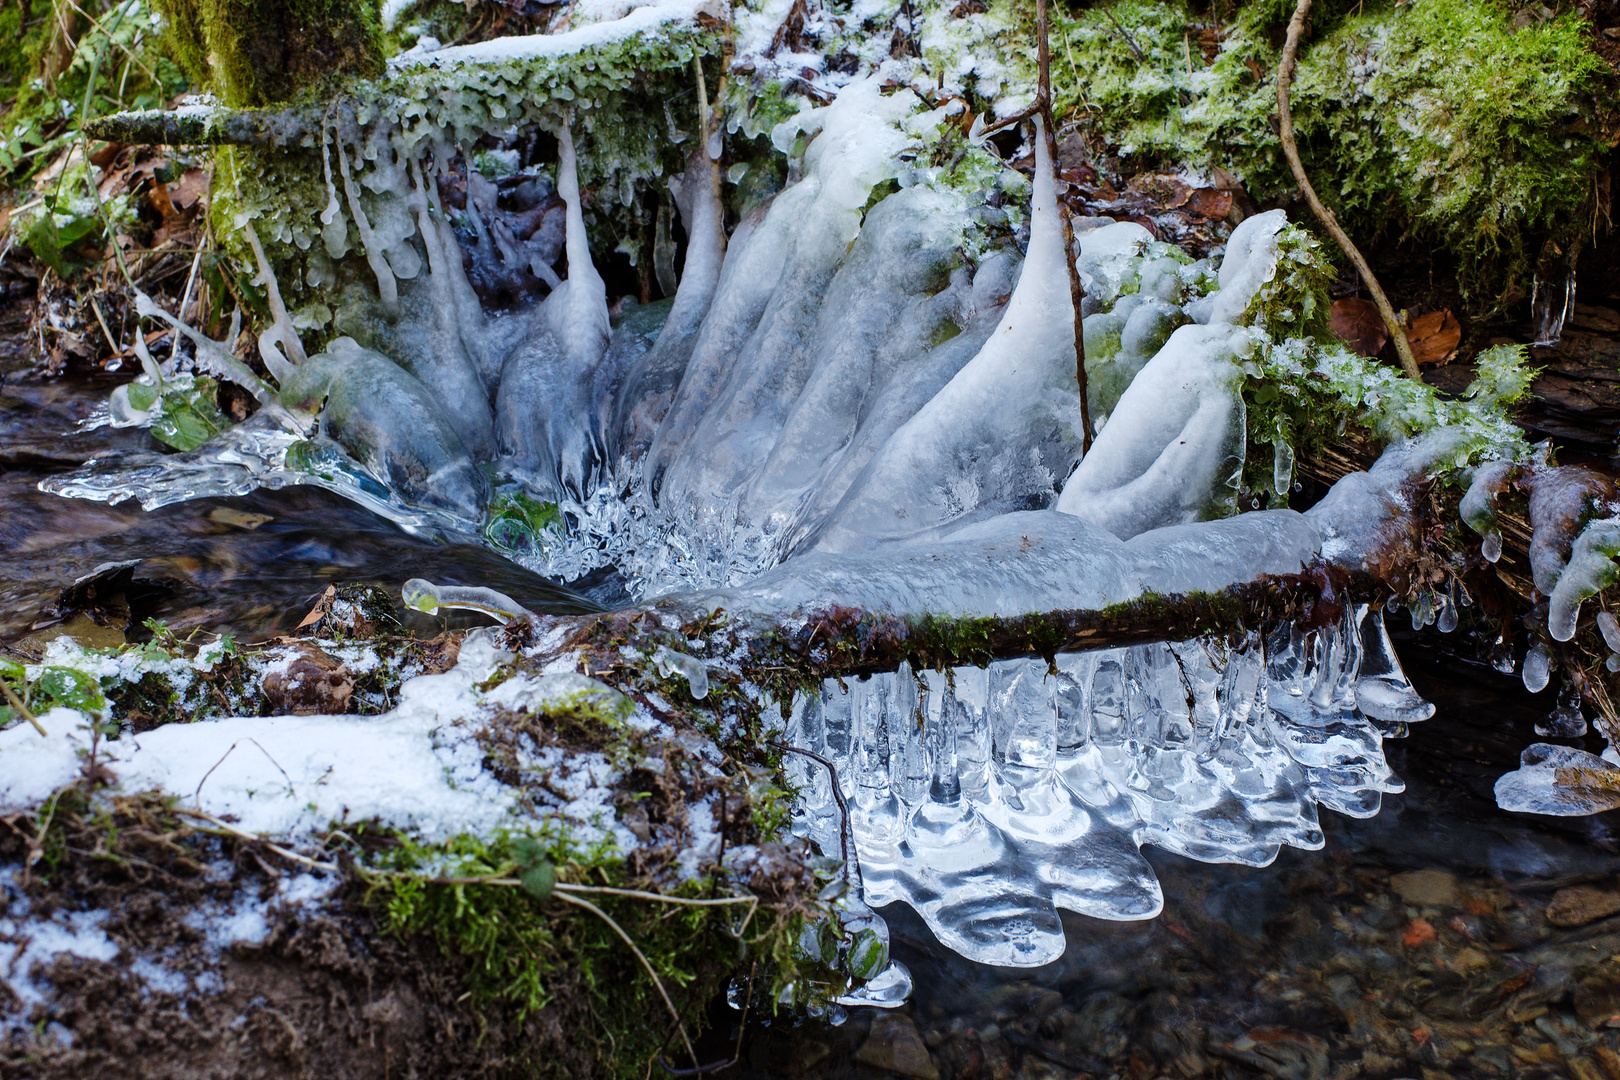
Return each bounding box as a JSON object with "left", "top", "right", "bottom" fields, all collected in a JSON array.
[{"left": 1277, "top": 0, "right": 1420, "bottom": 380}]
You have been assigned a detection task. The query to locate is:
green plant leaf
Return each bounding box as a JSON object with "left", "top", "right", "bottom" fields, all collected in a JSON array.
[
  {"left": 37, "top": 667, "right": 106, "bottom": 712},
  {"left": 847, "top": 927, "right": 888, "bottom": 981}
]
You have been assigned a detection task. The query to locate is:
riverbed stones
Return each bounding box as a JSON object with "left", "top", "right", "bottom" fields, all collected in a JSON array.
[
  {"left": 1391, "top": 869, "right": 1461, "bottom": 908},
  {"left": 854, "top": 1013, "right": 939, "bottom": 1079},
  {"left": 1549, "top": 883, "right": 1620, "bottom": 928}
]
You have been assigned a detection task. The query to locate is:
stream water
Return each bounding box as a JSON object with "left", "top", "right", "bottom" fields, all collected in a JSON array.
[
  {"left": 713, "top": 640, "right": 1620, "bottom": 1079},
  {"left": 9, "top": 367, "right": 1620, "bottom": 1079}
]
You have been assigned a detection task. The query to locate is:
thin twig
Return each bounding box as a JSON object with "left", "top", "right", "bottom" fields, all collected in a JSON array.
[
  {"left": 171, "top": 806, "right": 342, "bottom": 873},
  {"left": 1277, "top": 0, "right": 1418, "bottom": 379},
  {"left": 0, "top": 676, "right": 47, "bottom": 737},
  {"left": 1104, "top": 8, "right": 1147, "bottom": 61},
  {"left": 171, "top": 246, "right": 204, "bottom": 365},
  {"left": 974, "top": 101, "right": 1040, "bottom": 141},
  {"left": 1035, "top": 0, "right": 1092, "bottom": 452},
  {"left": 554, "top": 889, "right": 700, "bottom": 1072},
  {"left": 769, "top": 742, "right": 857, "bottom": 888},
  {"left": 87, "top": 294, "right": 119, "bottom": 355}
]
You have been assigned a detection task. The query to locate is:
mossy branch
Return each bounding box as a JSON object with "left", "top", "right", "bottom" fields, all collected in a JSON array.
[{"left": 1277, "top": 0, "right": 1419, "bottom": 379}]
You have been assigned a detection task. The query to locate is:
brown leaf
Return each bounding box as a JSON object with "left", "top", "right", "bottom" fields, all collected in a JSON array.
[
  {"left": 1331, "top": 297, "right": 1387, "bottom": 358},
  {"left": 1126, "top": 172, "right": 1192, "bottom": 210},
  {"left": 296, "top": 585, "right": 337, "bottom": 631},
  {"left": 1409, "top": 309, "right": 1462, "bottom": 366},
  {"left": 1183, "top": 187, "right": 1232, "bottom": 220}
]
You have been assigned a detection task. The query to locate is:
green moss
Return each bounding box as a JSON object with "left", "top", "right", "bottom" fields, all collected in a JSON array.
[
  {"left": 1052, "top": 0, "right": 1614, "bottom": 308},
  {"left": 1236, "top": 223, "right": 1533, "bottom": 501},
  {"left": 148, "top": 0, "right": 385, "bottom": 106}
]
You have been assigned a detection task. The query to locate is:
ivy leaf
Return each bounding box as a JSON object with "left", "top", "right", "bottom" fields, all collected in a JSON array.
[
  {"left": 37, "top": 667, "right": 106, "bottom": 712},
  {"left": 149, "top": 377, "right": 228, "bottom": 452},
  {"left": 846, "top": 927, "right": 888, "bottom": 981},
  {"left": 125, "top": 382, "right": 160, "bottom": 412}
]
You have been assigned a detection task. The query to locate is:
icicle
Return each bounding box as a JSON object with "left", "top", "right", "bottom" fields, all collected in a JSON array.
[
  {"left": 319, "top": 125, "right": 349, "bottom": 259},
  {"left": 1089, "top": 652, "right": 1128, "bottom": 747},
  {"left": 989, "top": 659, "right": 1057, "bottom": 770},
  {"left": 1530, "top": 263, "right": 1576, "bottom": 347},
  {"left": 402, "top": 578, "right": 528, "bottom": 622},
  {"left": 924, "top": 671, "right": 962, "bottom": 804},
  {"left": 135, "top": 293, "right": 271, "bottom": 404},
  {"left": 651, "top": 645, "right": 709, "bottom": 699},
  {"left": 1272, "top": 437, "right": 1294, "bottom": 502},
  {"left": 1054, "top": 653, "right": 1093, "bottom": 752},
  {"left": 951, "top": 665, "right": 991, "bottom": 799},
  {"left": 1599, "top": 610, "right": 1620, "bottom": 653},
  {"left": 1548, "top": 517, "right": 1620, "bottom": 641},
  {"left": 241, "top": 221, "right": 307, "bottom": 383},
  {"left": 890, "top": 662, "right": 928, "bottom": 803},
  {"left": 1437, "top": 593, "right": 1458, "bottom": 634},
  {"left": 335, "top": 135, "right": 400, "bottom": 310},
  {"left": 1536, "top": 684, "right": 1587, "bottom": 738},
  {"left": 1523, "top": 642, "right": 1552, "bottom": 693}
]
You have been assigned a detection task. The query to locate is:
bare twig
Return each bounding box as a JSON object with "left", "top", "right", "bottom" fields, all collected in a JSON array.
[
  {"left": 1104, "top": 8, "right": 1147, "bottom": 62},
  {"left": 1277, "top": 0, "right": 1419, "bottom": 379},
  {"left": 0, "top": 676, "right": 47, "bottom": 737},
  {"left": 1035, "top": 0, "right": 1091, "bottom": 452},
  {"left": 171, "top": 806, "right": 341, "bottom": 873},
  {"left": 554, "top": 889, "right": 700, "bottom": 1072}
]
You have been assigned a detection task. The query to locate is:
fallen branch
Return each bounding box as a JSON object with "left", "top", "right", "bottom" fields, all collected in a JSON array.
[{"left": 1277, "top": 0, "right": 1419, "bottom": 379}]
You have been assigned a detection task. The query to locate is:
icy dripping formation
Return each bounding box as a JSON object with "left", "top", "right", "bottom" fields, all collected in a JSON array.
[{"left": 782, "top": 606, "right": 1429, "bottom": 967}]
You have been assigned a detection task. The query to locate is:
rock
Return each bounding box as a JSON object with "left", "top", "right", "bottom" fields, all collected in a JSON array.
[
  {"left": 1403, "top": 918, "right": 1437, "bottom": 948},
  {"left": 1391, "top": 869, "right": 1460, "bottom": 908},
  {"left": 855, "top": 1014, "right": 940, "bottom": 1080},
  {"left": 1548, "top": 884, "right": 1620, "bottom": 928}
]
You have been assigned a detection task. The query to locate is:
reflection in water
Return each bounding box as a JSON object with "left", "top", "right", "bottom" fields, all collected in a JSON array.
[{"left": 0, "top": 374, "right": 605, "bottom": 643}]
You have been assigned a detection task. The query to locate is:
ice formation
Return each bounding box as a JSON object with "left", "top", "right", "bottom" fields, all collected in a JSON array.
[
  {"left": 35, "top": 0, "right": 1581, "bottom": 971},
  {"left": 783, "top": 604, "right": 1427, "bottom": 966}
]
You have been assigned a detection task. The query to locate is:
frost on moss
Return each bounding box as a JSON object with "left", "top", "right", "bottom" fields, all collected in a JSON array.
[
  {"left": 1051, "top": 0, "right": 1613, "bottom": 306},
  {"left": 1236, "top": 225, "right": 1532, "bottom": 501}
]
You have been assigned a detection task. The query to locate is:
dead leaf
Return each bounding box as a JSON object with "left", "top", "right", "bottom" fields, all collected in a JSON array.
[
  {"left": 1126, "top": 172, "right": 1192, "bottom": 210},
  {"left": 1409, "top": 309, "right": 1462, "bottom": 366},
  {"left": 209, "top": 506, "right": 274, "bottom": 530},
  {"left": 1183, "top": 187, "right": 1233, "bottom": 220},
  {"left": 296, "top": 584, "right": 337, "bottom": 630},
  {"left": 1331, "top": 297, "right": 1387, "bottom": 357}
]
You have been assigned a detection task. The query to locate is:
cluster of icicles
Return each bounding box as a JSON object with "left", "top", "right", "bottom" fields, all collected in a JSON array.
[{"left": 782, "top": 604, "right": 1432, "bottom": 967}]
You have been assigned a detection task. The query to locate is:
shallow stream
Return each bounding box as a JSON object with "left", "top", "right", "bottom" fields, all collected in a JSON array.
[{"left": 8, "top": 367, "right": 1620, "bottom": 1080}]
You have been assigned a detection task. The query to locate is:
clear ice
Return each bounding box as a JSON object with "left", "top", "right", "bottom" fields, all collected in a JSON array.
[{"left": 783, "top": 604, "right": 1425, "bottom": 967}]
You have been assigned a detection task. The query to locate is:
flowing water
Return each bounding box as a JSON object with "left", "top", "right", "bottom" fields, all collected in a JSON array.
[{"left": 0, "top": 373, "right": 610, "bottom": 645}]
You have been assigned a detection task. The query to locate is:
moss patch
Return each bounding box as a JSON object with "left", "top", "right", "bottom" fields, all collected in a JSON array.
[
  {"left": 1052, "top": 0, "right": 1615, "bottom": 308},
  {"left": 147, "top": 0, "right": 385, "bottom": 106}
]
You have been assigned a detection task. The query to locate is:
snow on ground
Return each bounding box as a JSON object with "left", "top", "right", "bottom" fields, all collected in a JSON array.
[{"left": 0, "top": 630, "right": 647, "bottom": 855}]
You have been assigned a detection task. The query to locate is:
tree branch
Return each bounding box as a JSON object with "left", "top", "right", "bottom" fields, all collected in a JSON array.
[{"left": 1277, "top": 0, "right": 1420, "bottom": 379}]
